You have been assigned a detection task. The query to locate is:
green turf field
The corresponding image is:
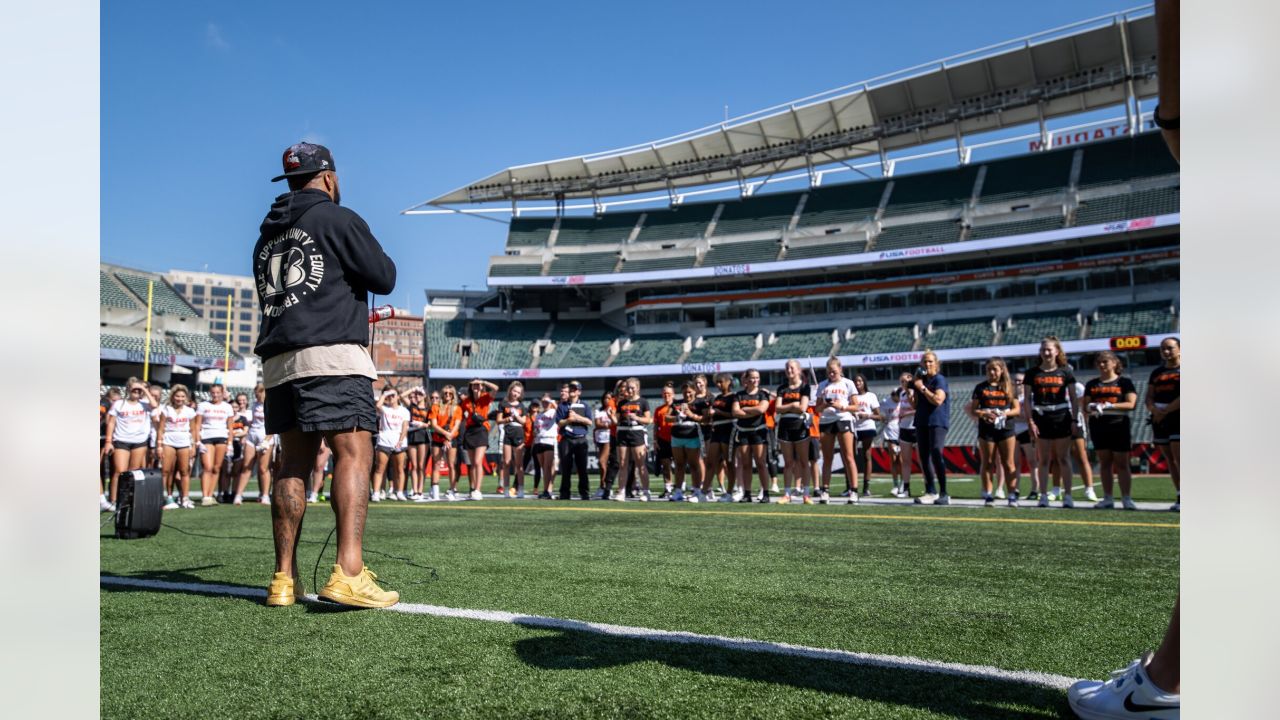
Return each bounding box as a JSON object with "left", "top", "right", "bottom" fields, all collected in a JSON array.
[{"left": 101, "top": 488, "right": 1178, "bottom": 719}]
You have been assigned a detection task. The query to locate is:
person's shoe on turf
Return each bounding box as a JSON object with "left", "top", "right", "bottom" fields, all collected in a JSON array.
[
  {"left": 1062, "top": 493, "right": 1075, "bottom": 509},
  {"left": 201, "top": 496, "right": 217, "bottom": 507},
  {"left": 1095, "top": 496, "right": 1115, "bottom": 509},
  {"left": 802, "top": 492, "right": 814, "bottom": 505},
  {"left": 445, "top": 489, "right": 458, "bottom": 502},
  {"left": 1066, "top": 651, "right": 1179, "bottom": 720},
  {"left": 914, "top": 493, "right": 938, "bottom": 505},
  {"left": 317, "top": 564, "right": 399, "bottom": 609},
  {"left": 469, "top": 489, "right": 483, "bottom": 501},
  {"left": 266, "top": 572, "right": 305, "bottom": 607},
  {"left": 164, "top": 499, "right": 180, "bottom": 510},
  {"left": 818, "top": 489, "right": 830, "bottom": 505},
  {"left": 1038, "top": 494, "right": 1051, "bottom": 508},
  {"left": 1007, "top": 491, "right": 1019, "bottom": 508},
  {"left": 1122, "top": 496, "right": 1137, "bottom": 511},
  {"left": 1085, "top": 486, "right": 1099, "bottom": 503},
  {"left": 935, "top": 494, "right": 951, "bottom": 505},
  {"left": 982, "top": 493, "right": 994, "bottom": 507}
]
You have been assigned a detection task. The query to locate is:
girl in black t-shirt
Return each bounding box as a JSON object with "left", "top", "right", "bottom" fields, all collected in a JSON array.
[
  {"left": 613, "top": 378, "right": 653, "bottom": 501},
  {"left": 670, "top": 381, "right": 708, "bottom": 502},
  {"left": 1023, "top": 336, "right": 1079, "bottom": 508},
  {"left": 1145, "top": 337, "right": 1181, "bottom": 511},
  {"left": 1085, "top": 351, "right": 1139, "bottom": 510},
  {"left": 732, "top": 368, "right": 773, "bottom": 502},
  {"left": 706, "top": 373, "right": 738, "bottom": 501},
  {"left": 966, "top": 357, "right": 1021, "bottom": 507},
  {"left": 775, "top": 359, "right": 812, "bottom": 504}
]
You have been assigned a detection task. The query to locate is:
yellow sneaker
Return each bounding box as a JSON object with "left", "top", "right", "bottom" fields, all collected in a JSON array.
[
  {"left": 802, "top": 494, "right": 814, "bottom": 505},
  {"left": 777, "top": 493, "right": 791, "bottom": 504},
  {"left": 317, "top": 564, "right": 400, "bottom": 608},
  {"left": 266, "top": 572, "right": 305, "bottom": 607}
]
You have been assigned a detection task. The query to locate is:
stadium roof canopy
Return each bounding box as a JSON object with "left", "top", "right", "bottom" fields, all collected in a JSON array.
[{"left": 411, "top": 5, "right": 1157, "bottom": 211}]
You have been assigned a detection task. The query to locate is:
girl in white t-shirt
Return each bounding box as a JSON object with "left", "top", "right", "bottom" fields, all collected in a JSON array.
[
  {"left": 530, "top": 395, "right": 560, "bottom": 501},
  {"left": 892, "top": 372, "right": 918, "bottom": 498},
  {"left": 373, "top": 388, "right": 411, "bottom": 501},
  {"left": 104, "top": 380, "right": 152, "bottom": 510},
  {"left": 156, "top": 384, "right": 197, "bottom": 509},
  {"left": 850, "top": 374, "right": 883, "bottom": 497},
  {"left": 814, "top": 357, "right": 860, "bottom": 504},
  {"left": 236, "top": 384, "right": 274, "bottom": 506},
  {"left": 192, "top": 384, "right": 234, "bottom": 506}
]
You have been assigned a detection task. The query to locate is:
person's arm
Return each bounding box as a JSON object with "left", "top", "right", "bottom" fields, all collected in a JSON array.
[
  {"left": 104, "top": 414, "right": 117, "bottom": 452},
  {"left": 191, "top": 412, "right": 203, "bottom": 443},
  {"left": 331, "top": 211, "right": 397, "bottom": 295},
  {"left": 913, "top": 377, "right": 945, "bottom": 407},
  {"left": 1154, "top": 0, "right": 1179, "bottom": 162},
  {"left": 1023, "top": 383, "right": 1038, "bottom": 438},
  {"left": 867, "top": 397, "right": 883, "bottom": 422},
  {"left": 1006, "top": 396, "right": 1021, "bottom": 419},
  {"left": 1111, "top": 391, "right": 1139, "bottom": 412},
  {"left": 555, "top": 405, "right": 571, "bottom": 429},
  {"left": 398, "top": 413, "right": 409, "bottom": 448},
  {"left": 573, "top": 404, "right": 594, "bottom": 427},
  {"left": 965, "top": 398, "right": 980, "bottom": 422}
]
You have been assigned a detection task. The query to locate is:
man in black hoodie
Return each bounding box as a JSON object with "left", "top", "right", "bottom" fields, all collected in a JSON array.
[{"left": 254, "top": 142, "right": 399, "bottom": 608}]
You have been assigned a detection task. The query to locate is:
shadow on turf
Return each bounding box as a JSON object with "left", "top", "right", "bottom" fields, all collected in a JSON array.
[{"left": 513, "top": 629, "right": 1072, "bottom": 719}]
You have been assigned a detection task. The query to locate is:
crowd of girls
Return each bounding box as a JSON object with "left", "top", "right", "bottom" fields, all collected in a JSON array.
[{"left": 100, "top": 335, "right": 1179, "bottom": 512}]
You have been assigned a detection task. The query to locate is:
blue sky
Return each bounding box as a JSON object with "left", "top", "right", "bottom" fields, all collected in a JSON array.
[{"left": 102, "top": 0, "right": 1138, "bottom": 309}]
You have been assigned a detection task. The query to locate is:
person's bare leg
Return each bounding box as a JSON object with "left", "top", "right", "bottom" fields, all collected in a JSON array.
[
  {"left": 1097, "top": 449, "right": 1115, "bottom": 497},
  {"left": 1146, "top": 596, "right": 1180, "bottom": 693},
  {"left": 272, "top": 429, "right": 319, "bottom": 579},
  {"left": 1168, "top": 441, "right": 1180, "bottom": 492},
  {"left": 326, "top": 428, "right": 374, "bottom": 577}
]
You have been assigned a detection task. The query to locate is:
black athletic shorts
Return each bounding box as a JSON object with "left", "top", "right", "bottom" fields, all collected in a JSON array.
[
  {"left": 709, "top": 424, "right": 734, "bottom": 445},
  {"left": 735, "top": 426, "right": 768, "bottom": 447},
  {"left": 532, "top": 442, "right": 555, "bottom": 455},
  {"left": 265, "top": 375, "right": 377, "bottom": 435},
  {"left": 1152, "top": 411, "right": 1179, "bottom": 445},
  {"left": 898, "top": 427, "right": 917, "bottom": 444},
  {"left": 1033, "top": 410, "right": 1073, "bottom": 440},
  {"left": 463, "top": 425, "right": 490, "bottom": 450},
  {"left": 502, "top": 425, "right": 525, "bottom": 447},
  {"left": 1089, "top": 417, "right": 1132, "bottom": 453},
  {"left": 656, "top": 438, "right": 672, "bottom": 461},
  {"left": 376, "top": 444, "right": 405, "bottom": 456},
  {"left": 201, "top": 437, "right": 228, "bottom": 446},
  {"left": 977, "top": 423, "right": 1015, "bottom": 442},
  {"left": 1016, "top": 429, "right": 1033, "bottom": 445},
  {"left": 777, "top": 421, "right": 808, "bottom": 443},
  {"left": 617, "top": 429, "right": 647, "bottom": 448},
  {"left": 855, "top": 429, "right": 877, "bottom": 443},
  {"left": 407, "top": 428, "right": 428, "bottom": 446},
  {"left": 1071, "top": 418, "right": 1086, "bottom": 441},
  {"left": 112, "top": 440, "right": 148, "bottom": 452},
  {"left": 820, "top": 419, "right": 854, "bottom": 436}
]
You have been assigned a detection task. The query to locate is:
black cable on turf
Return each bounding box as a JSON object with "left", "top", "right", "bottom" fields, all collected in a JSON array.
[{"left": 101, "top": 512, "right": 117, "bottom": 529}]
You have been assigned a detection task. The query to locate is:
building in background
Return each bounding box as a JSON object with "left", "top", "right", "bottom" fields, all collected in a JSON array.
[
  {"left": 165, "top": 270, "right": 260, "bottom": 357},
  {"left": 369, "top": 309, "right": 423, "bottom": 374}
]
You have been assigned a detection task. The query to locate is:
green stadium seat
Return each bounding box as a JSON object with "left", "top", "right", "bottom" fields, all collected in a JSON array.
[
  {"left": 635, "top": 202, "right": 718, "bottom": 243},
  {"left": 467, "top": 320, "right": 545, "bottom": 369},
  {"left": 1075, "top": 187, "right": 1179, "bottom": 226},
  {"left": 784, "top": 239, "right": 867, "bottom": 260},
  {"left": 979, "top": 147, "right": 1074, "bottom": 197},
  {"left": 797, "top": 179, "right": 888, "bottom": 228},
  {"left": 100, "top": 271, "right": 140, "bottom": 310},
  {"left": 506, "top": 217, "right": 556, "bottom": 248},
  {"left": 554, "top": 214, "right": 638, "bottom": 246},
  {"left": 540, "top": 322, "right": 620, "bottom": 368},
  {"left": 547, "top": 252, "right": 620, "bottom": 275},
  {"left": 1088, "top": 301, "right": 1175, "bottom": 338},
  {"left": 838, "top": 325, "right": 915, "bottom": 355},
  {"left": 1078, "top": 133, "right": 1181, "bottom": 187},
  {"left": 684, "top": 335, "right": 756, "bottom": 363},
  {"left": 712, "top": 192, "right": 800, "bottom": 237},
  {"left": 923, "top": 318, "right": 994, "bottom": 350},
  {"left": 426, "top": 316, "right": 467, "bottom": 369},
  {"left": 489, "top": 262, "right": 544, "bottom": 277},
  {"left": 1001, "top": 311, "right": 1082, "bottom": 345},
  {"left": 881, "top": 164, "right": 980, "bottom": 218},
  {"left": 874, "top": 220, "right": 960, "bottom": 250},
  {"left": 112, "top": 272, "right": 200, "bottom": 318},
  {"left": 757, "top": 330, "right": 835, "bottom": 360},
  {"left": 617, "top": 335, "right": 685, "bottom": 366},
  {"left": 99, "top": 333, "right": 179, "bottom": 356},
  {"left": 619, "top": 253, "right": 698, "bottom": 273},
  {"left": 170, "top": 332, "right": 243, "bottom": 359},
  {"left": 967, "top": 215, "right": 1063, "bottom": 240},
  {"left": 701, "top": 239, "right": 781, "bottom": 267}
]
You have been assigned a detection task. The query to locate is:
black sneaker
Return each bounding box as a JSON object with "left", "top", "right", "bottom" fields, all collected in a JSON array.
[
  {"left": 859, "top": 489, "right": 872, "bottom": 498},
  {"left": 579, "top": 494, "right": 590, "bottom": 501},
  {"left": 537, "top": 491, "right": 552, "bottom": 500},
  {"left": 738, "top": 495, "right": 753, "bottom": 503},
  {"left": 1027, "top": 491, "right": 1040, "bottom": 501},
  {"left": 558, "top": 494, "right": 570, "bottom": 501}
]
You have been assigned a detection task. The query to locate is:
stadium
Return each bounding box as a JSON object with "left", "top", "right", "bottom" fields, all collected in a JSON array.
[{"left": 100, "top": 5, "right": 1181, "bottom": 719}]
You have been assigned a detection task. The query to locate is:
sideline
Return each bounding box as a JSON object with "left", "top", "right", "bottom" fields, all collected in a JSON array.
[{"left": 100, "top": 574, "right": 1083, "bottom": 690}]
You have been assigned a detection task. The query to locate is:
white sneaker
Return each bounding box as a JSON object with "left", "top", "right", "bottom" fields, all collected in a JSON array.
[
  {"left": 819, "top": 490, "right": 830, "bottom": 505},
  {"left": 370, "top": 493, "right": 381, "bottom": 503},
  {"left": 445, "top": 490, "right": 458, "bottom": 502},
  {"left": 469, "top": 489, "right": 483, "bottom": 501},
  {"left": 181, "top": 499, "right": 196, "bottom": 509},
  {"left": 396, "top": 491, "right": 408, "bottom": 501},
  {"left": 613, "top": 491, "right": 627, "bottom": 502},
  {"left": 670, "top": 489, "right": 684, "bottom": 502},
  {"left": 914, "top": 493, "right": 938, "bottom": 505},
  {"left": 259, "top": 494, "right": 271, "bottom": 505},
  {"left": 994, "top": 486, "right": 1006, "bottom": 500},
  {"left": 1038, "top": 494, "right": 1050, "bottom": 508},
  {"left": 1062, "top": 493, "right": 1075, "bottom": 509},
  {"left": 1085, "top": 487, "right": 1099, "bottom": 502},
  {"left": 846, "top": 493, "right": 857, "bottom": 505},
  {"left": 1066, "top": 652, "right": 1179, "bottom": 720},
  {"left": 308, "top": 492, "right": 319, "bottom": 504},
  {"left": 1047, "top": 488, "right": 1060, "bottom": 502},
  {"left": 233, "top": 494, "right": 243, "bottom": 506},
  {"left": 1095, "top": 497, "right": 1115, "bottom": 509},
  {"left": 732, "top": 490, "right": 744, "bottom": 502},
  {"left": 100, "top": 497, "right": 114, "bottom": 512},
  {"left": 413, "top": 493, "right": 434, "bottom": 502},
  {"left": 1122, "top": 497, "right": 1138, "bottom": 511},
  {"left": 640, "top": 491, "right": 650, "bottom": 502},
  {"left": 163, "top": 500, "right": 179, "bottom": 510},
  {"left": 769, "top": 482, "right": 780, "bottom": 494},
  {"left": 690, "top": 490, "right": 704, "bottom": 503}
]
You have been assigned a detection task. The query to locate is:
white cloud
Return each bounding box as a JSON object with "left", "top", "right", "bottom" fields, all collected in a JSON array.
[{"left": 205, "top": 22, "right": 229, "bottom": 51}]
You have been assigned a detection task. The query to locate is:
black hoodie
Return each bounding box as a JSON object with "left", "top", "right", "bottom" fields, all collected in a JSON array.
[{"left": 252, "top": 188, "right": 396, "bottom": 360}]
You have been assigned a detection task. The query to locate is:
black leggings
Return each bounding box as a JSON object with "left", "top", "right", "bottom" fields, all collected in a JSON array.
[
  {"left": 916, "top": 425, "right": 949, "bottom": 496},
  {"left": 560, "top": 438, "right": 590, "bottom": 498}
]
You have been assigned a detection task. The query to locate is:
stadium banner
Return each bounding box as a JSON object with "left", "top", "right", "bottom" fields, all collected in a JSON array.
[
  {"left": 487, "top": 213, "right": 1179, "bottom": 288},
  {"left": 429, "top": 333, "right": 1179, "bottom": 380},
  {"left": 99, "top": 348, "right": 246, "bottom": 371}
]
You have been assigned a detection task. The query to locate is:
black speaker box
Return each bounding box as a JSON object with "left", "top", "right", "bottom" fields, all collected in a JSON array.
[{"left": 115, "top": 469, "right": 163, "bottom": 539}]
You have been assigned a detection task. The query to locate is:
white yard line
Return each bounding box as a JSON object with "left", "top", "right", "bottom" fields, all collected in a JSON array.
[{"left": 101, "top": 574, "right": 1081, "bottom": 690}]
